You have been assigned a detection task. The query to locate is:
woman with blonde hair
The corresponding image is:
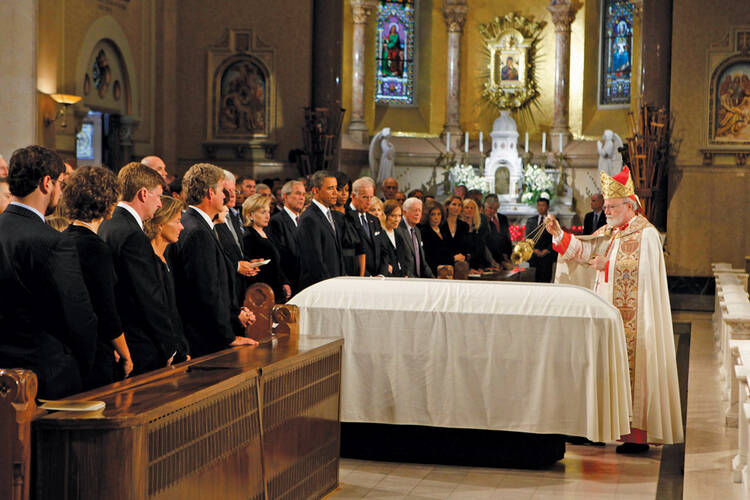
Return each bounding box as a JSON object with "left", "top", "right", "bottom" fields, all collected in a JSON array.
[
  {"left": 460, "top": 197, "right": 496, "bottom": 269},
  {"left": 242, "top": 193, "right": 291, "bottom": 302},
  {"left": 368, "top": 197, "right": 385, "bottom": 227},
  {"left": 144, "top": 195, "right": 191, "bottom": 363}
]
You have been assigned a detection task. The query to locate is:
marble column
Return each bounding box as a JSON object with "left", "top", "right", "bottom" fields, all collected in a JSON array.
[
  {"left": 442, "top": 0, "right": 468, "bottom": 150},
  {"left": 348, "top": 0, "right": 377, "bottom": 144},
  {"left": 640, "top": 0, "right": 672, "bottom": 110},
  {"left": 313, "top": 0, "right": 343, "bottom": 110},
  {"left": 0, "top": 0, "right": 37, "bottom": 156},
  {"left": 547, "top": 0, "right": 579, "bottom": 150}
]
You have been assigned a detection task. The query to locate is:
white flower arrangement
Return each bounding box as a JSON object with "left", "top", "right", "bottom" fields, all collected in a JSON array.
[
  {"left": 520, "top": 164, "right": 555, "bottom": 206},
  {"left": 449, "top": 164, "right": 489, "bottom": 193}
]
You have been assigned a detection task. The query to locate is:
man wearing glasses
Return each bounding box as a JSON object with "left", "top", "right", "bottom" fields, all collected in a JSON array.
[{"left": 545, "top": 166, "right": 683, "bottom": 455}]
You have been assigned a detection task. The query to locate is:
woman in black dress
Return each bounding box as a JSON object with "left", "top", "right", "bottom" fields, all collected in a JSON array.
[
  {"left": 144, "top": 195, "right": 191, "bottom": 363},
  {"left": 419, "top": 200, "right": 452, "bottom": 275},
  {"left": 242, "top": 193, "right": 291, "bottom": 302},
  {"left": 460, "top": 198, "right": 495, "bottom": 269},
  {"left": 379, "top": 200, "right": 406, "bottom": 276},
  {"left": 440, "top": 195, "right": 469, "bottom": 264},
  {"left": 62, "top": 166, "right": 133, "bottom": 389}
]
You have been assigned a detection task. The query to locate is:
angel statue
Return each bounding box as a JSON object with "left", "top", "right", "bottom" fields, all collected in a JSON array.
[
  {"left": 369, "top": 128, "right": 395, "bottom": 186},
  {"left": 596, "top": 129, "right": 624, "bottom": 178}
]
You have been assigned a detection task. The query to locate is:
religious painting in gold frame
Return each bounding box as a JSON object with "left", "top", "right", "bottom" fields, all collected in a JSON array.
[{"left": 479, "top": 13, "right": 545, "bottom": 112}]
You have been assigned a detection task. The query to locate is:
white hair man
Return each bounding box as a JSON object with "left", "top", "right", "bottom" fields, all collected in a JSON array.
[
  {"left": 545, "top": 166, "right": 682, "bottom": 454},
  {"left": 346, "top": 176, "right": 386, "bottom": 276},
  {"left": 267, "top": 180, "right": 306, "bottom": 292},
  {"left": 396, "top": 197, "right": 433, "bottom": 278}
]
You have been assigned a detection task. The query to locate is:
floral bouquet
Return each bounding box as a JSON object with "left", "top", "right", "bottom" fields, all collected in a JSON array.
[
  {"left": 520, "top": 164, "right": 555, "bottom": 206},
  {"left": 448, "top": 164, "right": 489, "bottom": 193}
]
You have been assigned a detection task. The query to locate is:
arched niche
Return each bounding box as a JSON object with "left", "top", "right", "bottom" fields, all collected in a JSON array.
[
  {"left": 81, "top": 40, "right": 130, "bottom": 115},
  {"left": 495, "top": 164, "right": 510, "bottom": 195}
]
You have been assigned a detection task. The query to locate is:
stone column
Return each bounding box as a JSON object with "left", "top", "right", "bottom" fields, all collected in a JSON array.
[
  {"left": 0, "top": 0, "right": 37, "bottom": 155},
  {"left": 442, "top": 0, "right": 468, "bottom": 149},
  {"left": 640, "top": 0, "right": 672, "bottom": 110},
  {"left": 547, "top": 0, "right": 579, "bottom": 150},
  {"left": 348, "top": 0, "right": 377, "bottom": 144}
]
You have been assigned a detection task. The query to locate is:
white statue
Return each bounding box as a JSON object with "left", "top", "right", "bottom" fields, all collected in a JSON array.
[
  {"left": 596, "top": 129, "right": 624, "bottom": 177},
  {"left": 368, "top": 128, "right": 395, "bottom": 186}
]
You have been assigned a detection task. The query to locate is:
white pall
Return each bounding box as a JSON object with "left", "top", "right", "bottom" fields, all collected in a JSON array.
[{"left": 290, "top": 277, "right": 633, "bottom": 443}]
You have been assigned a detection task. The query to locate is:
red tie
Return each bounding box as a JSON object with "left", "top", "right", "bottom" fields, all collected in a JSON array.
[{"left": 492, "top": 215, "right": 500, "bottom": 232}]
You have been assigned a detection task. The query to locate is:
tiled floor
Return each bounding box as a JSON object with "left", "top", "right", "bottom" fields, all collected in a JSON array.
[{"left": 329, "top": 312, "right": 747, "bottom": 499}]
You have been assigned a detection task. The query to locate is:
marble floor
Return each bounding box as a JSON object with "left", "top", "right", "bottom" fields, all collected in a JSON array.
[{"left": 327, "top": 311, "right": 746, "bottom": 500}]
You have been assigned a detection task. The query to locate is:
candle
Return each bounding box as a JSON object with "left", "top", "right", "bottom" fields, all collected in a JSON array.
[
  {"left": 479, "top": 132, "right": 484, "bottom": 154},
  {"left": 465, "top": 132, "right": 469, "bottom": 153},
  {"left": 558, "top": 134, "right": 563, "bottom": 153},
  {"left": 542, "top": 132, "right": 546, "bottom": 153},
  {"left": 446, "top": 132, "right": 450, "bottom": 152},
  {"left": 524, "top": 132, "right": 529, "bottom": 153}
]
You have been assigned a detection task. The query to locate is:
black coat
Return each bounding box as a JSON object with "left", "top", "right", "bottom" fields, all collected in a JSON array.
[
  {"left": 377, "top": 230, "right": 407, "bottom": 277},
  {"left": 419, "top": 223, "right": 452, "bottom": 274},
  {"left": 335, "top": 209, "right": 365, "bottom": 276},
  {"left": 583, "top": 211, "right": 606, "bottom": 235},
  {"left": 396, "top": 219, "right": 434, "bottom": 278},
  {"left": 297, "top": 202, "right": 344, "bottom": 290},
  {"left": 346, "top": 207, "right": 387, "bottom": 276},
  {"left": 525, "top": 214, "right": 557, "bottom": 283},
  {"left": 99, "top": 206, "right": 181, "bottom": 374},
  {"left": 267, "top": 210, "right": 300, "bottom": 292},
  {"left": 64, "top": 225, "right": 123, "bottom": 389},
  {"left": 0, "top": 204, "right": 98, "bottom": 398},
  {"left": 166, "top": 208, "right": 240, "bottom": 357},
  {"left": 485, "top": 212, "right": 513, "bottom": 263},
  {"left": 242, "top": 228, "right": 290, "bottom": 302}
]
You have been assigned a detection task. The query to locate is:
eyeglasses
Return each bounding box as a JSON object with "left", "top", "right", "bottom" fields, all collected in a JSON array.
[{"left": 603, "top": 201, "right": 629, "bottom": 212}]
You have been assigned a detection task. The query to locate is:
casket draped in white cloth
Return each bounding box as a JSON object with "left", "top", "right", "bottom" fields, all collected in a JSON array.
[{"left": 290, "top": 277, "right": 632, "bottom": 442}]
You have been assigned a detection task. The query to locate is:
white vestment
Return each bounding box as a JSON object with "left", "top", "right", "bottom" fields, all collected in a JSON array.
[{"left": 553, "top": 214, "right": 683, "bottom": 444}]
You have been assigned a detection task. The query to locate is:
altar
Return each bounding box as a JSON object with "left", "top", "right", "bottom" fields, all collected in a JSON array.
[{"left": 289, "top": 277, "right": 632, "bottom": 465}]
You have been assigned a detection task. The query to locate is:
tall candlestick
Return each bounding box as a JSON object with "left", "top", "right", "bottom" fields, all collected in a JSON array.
[
  {"left": 446, "top": 132, "right": 450, "bottom": 152},
  {"left": 558, "top": 134, "right": 563, "bottom": 153},
  {"left": 464, "top": 131, "right": 469, "bottom": 153},
  {"left": 524, "top": 132, "right": 529, "bottom": 153},
  {"left": 542, "top": 132, "right": 546, "bottom": 153},
  {"left": 479, "top": 132, "right": 484, "bottom": 154}
]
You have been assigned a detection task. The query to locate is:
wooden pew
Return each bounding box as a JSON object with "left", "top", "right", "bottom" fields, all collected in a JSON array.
[{"left": 0, "top": 305, "right": 341, "bottom": 500}]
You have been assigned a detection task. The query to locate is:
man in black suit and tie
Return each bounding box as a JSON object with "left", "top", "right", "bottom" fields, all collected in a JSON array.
[
  {"left": 397, "top": 197, "right": 434, "bottom": 278},
  {"left": 99, "top": 163, "right": 185, "bottom": 374},
  {"left": 583, "top": 193, "right": 606, "bottom": 235},
  {"left": 267, "top": 179, "right": 305, "bottom": 292},
  {"left": 297, "top": 170, "right": 344, "bottom": 290},
  {"left": 347, "top": 176, "right": 387, "bottom": 276},
  {"left": 167, "top": 163, "right": 258, "bottom": 357},
  {"left": 483, "top": 194, "right": 513, "bottom": 264},
  {"left": 525, "top": 197, "right": 556, "bottom": 283},
  {"left": 0, "top": 145, "right": 98, "bottom": 398}
]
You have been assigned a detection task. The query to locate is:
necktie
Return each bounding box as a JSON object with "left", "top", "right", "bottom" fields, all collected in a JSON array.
[
  {"left": 411, "top": 227, "right": 421, "bottom": 276},
  {"left": 492, "top": 215, "right": 500, "bottom": 232},
  {"left": 360, "top": 213, "right": 371, "bottom": 240},
  {"left": 295, "top": 215, "right": 299, "bottom": 226},
  {"left": 326, "top": 210, "right": 336, "bottom": 233},
  {"left": 225, "top": 215, "right": 241, "bottom": 249}
]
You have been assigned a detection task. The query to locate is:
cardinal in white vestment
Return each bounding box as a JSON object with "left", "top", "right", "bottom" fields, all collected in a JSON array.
[{"left": 545, "top": 166, "right": 683, "bottom": 453}]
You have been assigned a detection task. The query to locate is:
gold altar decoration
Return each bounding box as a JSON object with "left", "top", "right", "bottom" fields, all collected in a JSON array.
[{"left": 478, "top": 13, "right": 545, "bottom": 112}]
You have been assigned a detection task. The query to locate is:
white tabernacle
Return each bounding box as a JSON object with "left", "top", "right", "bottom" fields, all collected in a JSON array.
[{"left": 290, "top": 277, "right": 632, "bottom": 442}]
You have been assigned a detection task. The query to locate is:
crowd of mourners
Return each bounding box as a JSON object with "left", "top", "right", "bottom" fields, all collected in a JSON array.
[{"left": 0, "top": 145, "right": 539, "bottom": 400}]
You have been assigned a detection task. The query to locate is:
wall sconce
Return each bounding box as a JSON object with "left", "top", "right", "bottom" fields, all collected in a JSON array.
[{"left": 44, "top": 93, "right": 82, "bottom": 128}]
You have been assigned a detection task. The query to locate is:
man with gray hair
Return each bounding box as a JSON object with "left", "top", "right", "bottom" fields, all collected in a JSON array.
[
  {"left": 297, "top": 170, "right": 343, "bottom": 290},
  {"left": 397, "top": 197, "right": 434, "bottom": 278},
  {"left": 267, "top": 179, "right": 306, "bottom": 292},
  {"left": 346, "top": 176, "right": 386, "bottom": 276}
]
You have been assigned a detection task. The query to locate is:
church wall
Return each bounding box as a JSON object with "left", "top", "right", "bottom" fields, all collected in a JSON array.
[
  {"left": 174, "top": 0, "right": 312, "bottom": 176},
  {"left": 36, "top": 0, "right": 158, "bottom": 162},
  {"left": 666, "top": 0, "right": 750, "bottom": 276}
]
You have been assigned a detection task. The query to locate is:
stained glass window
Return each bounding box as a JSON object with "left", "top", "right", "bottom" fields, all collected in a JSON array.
[
  {"left": 375, "top": 0, "right": 416, "bottom": 105},
  {"left": 599, "top": 0, "right": 633, "bottom": 106}
]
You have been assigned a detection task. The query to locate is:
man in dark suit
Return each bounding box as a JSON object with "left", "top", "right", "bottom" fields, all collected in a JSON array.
[
  {"left": 483, "top": 194, "right": 513, "bottom": 264},
  {"left": 347, "top": 176, "right": 386, "bottom": 276},
  {"left": 525, "top": 197, "right": 556, "bottom": 283},
  {"left": 0, "top": 145, "right": 97, "bottom": 398},
  {"left": 583, "top": 193, "right": 606, "bottom": 235},
  {"left": 297, "top": 170, "right": 344, "bottom": 290},
  {"left": 99, "top": 163, "right": 185, "bottom": 374},
  {"left": 267, "top": 179, "right": 305, "bottom": 292},
  {"left": 167, "top": 163, "right": 258, "bottom": 357},
  {"left": 397, "top": 197, "right": 434, "bottom": 278}
]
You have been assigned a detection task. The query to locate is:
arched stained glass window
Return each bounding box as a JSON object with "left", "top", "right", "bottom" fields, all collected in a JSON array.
[
  {"left": 375, "top": 0, "right": 416, "bottom": 105},
  {"left": 599, "top": 0, "right": 633, "bottom": 106}
]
